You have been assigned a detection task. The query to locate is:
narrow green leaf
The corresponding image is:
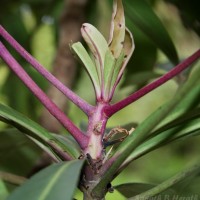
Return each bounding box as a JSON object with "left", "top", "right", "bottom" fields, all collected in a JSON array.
[
  {"left": 115, "top": 183, "right": 155, "bottom": 197},
  {"left": 0, "top": 103, "right": 79, "bottom": 160},
  {"left": 125, "top": 0, "right": 178, "bottom": 64},
  {"left": 7, "top": 160, "right": 84, "bottom": 200},
  {"left": 71, "top": 42, "right": 101, "bottom": 97},
  {"left": 81, "top": 23, "right": 108, "bottom": 84},
  {"left": 109, "top": 29, "right": 134, "bottom": 99},
  {"left": 115, "top": 183, "right": 175, "bottom": 198},
  {"left": 152, "top": 72, "right": 200, "bottom": 133},
  {"left": 122, "top": 118, "right": 200, "bottom": 168},
  {"left": 152, "top": 107, "right": 200, "bottom": 138},
  {"left": 108, "top": 0, "right": 125, "bottom": 58},
  {"left": 114, "top": 28, "right": 134, "bottom": 84},
  {"left": 109, "top": 50, "right": 125, "bottom": 99},
  {"left": 119, "top": 67, "right": 200, "bottom": 171},
  {"left": 0, "top": 128, "right": 42, "bottom": 175},
  {"left": 0, "top": 180, "right": 9, "bottom": 200},
  {"left": 129, "top": 161, "right": 200, "bottom": 199},
  {"left": 103, "top": 49, "right": 116, "bottom": 100}
]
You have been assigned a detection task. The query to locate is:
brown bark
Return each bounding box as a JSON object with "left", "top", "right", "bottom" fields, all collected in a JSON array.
[{"left": 40, "top": 0, "right": 88, "bottom": 133}]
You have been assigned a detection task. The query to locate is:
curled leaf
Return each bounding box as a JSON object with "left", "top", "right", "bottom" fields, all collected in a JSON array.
[
  {"left": 108, "top": 0, "right": 126, "bottom": 58},
  {"left": 110, "top": 28, "right": 135, "bottom": 98}
]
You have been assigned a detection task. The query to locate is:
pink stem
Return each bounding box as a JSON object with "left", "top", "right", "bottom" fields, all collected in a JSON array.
[
  {"left": 0, "top": 25, "right": 93, "bottom": 115},
  {"left": 105, "top": 49, "right": 200, "bottom": 117},
  {"left": 0, "top": 41, "right": 89, "bottom": 149}
]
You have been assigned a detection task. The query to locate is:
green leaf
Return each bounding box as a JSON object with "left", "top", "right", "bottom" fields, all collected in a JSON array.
[
  {"left": 123, "top": 118, "right": 200, "bottom": 167},
  {"left": 0, "top": 103, "right": 80, "bottom": 160},
  {"left": 152, "top": 72, "right": 200, "bottom": 133},
  {"left": 103, "top": 49, "right": 116, "bottom": 100},
  {"left": 151, "top": 107, "right": 200, "bottom": 138},
  {"left": 0, "top": 180, "right": 9, "bottom": 200},
  {"left": 115, "top": 183, "right": 155, "bottom": 197},
  {"left": 129, "top": 162, "right": 200, "bottom": 199},
  {"left": 109, "top": 50, "right": 125, "bottom": 98},
  {"left": 112, "top": 28, "right": 134, "bottom": 92},
  {"left": 119, "top": 68, "right": 200, "bottom": 170},
  {"left": 71, "top": 42, "right": 101, "bottom": 97},
  {"left": 7, "top": 160, "right": 84, "bottom": 200},
  {"left": 115, "top": 183, "right": 176, "bottom": 198},
  {"left": 108, "top": 0, "right": 125, "bottom": 58},
  {"left": 81, "top": 23, "right": 108, "bottom": 84},
  {"left": 125, "top": 0, "right": 178, "bottom": 64},
  {"left": 0, "top": 128, "right": 41, "bottom": 175}
]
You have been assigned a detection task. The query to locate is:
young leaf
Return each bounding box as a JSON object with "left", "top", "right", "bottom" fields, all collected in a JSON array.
[
  {"left": 108, "top": 0, "right": 125, "bottom": 58},
  {"left": 81, "top": 23, "right": 108, "bottom": 85},
  {"left": 110, "top": 28, "right": 134, "bottom": 97},
  {"left": 103, "top": 49, "right": 116, "bottom": 100},
  {"left": 7, "top": 160, "right": 84, "bottom": 200},
  {"left": 71, "top": 42, "right": 101, "bottom": 98}
]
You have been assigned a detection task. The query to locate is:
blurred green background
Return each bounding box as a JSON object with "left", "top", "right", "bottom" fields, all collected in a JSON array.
[{"left": 0, "top": 0, "right": 200, "bottom": 199}]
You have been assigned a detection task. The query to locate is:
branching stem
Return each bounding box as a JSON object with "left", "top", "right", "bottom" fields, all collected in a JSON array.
[
  {"left": 0, "top": 25, "right": 93, "bottom": 115},
  {"left": 0, "top": 42, "right": 89, "bottom": 149},
  {"left": 105, "top": 49, "right": 200, "bottom": 117}
]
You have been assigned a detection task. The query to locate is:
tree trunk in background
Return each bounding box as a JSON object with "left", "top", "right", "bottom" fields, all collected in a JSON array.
[{"left": 40, "top": 0, "right": 88, "bottom": 133}]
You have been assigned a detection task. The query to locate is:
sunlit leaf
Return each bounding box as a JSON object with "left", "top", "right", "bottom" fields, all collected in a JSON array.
[
  {"left": 103, "top": 49, "right": 116, "bottom": 100},
  {"left": 109, "top": 50, "right": 125, "bottom": 98},
  {"left": 7, "top": 160, "right": 84, "bottom": 200},
  {"left": 81, "top": 23, "right": 108, "bottom": 83},
  {"left": 71, "top": 42, "right": 101, "bottom": 97}
]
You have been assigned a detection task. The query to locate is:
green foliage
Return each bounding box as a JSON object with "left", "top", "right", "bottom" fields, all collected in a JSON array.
[
  {"left": 0, "top": 180, "right": 9, "bottom": 200},
  {"left": 0, "top": 128, "right": 41, "bottom": 175},
  {"left": 7, "top": 160, "right": 84, "bottom": 200},
  {"left": 0, "top": 0, "right": 200, "bottom": 199},
  {"left": 0, "top": 103, "right": 80, "bottom": 160},
  {"left": 125, "top": 0, "right": 179, "bottom": 64}
]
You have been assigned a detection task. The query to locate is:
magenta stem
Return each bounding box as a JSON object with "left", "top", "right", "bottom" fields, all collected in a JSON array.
[
  {"left": 0, "top": 41, "right": 89, "bottom": 149},
  {"left": 0, "top": 25, "right": 93, "bottom": 115},
  {"left": 105, "top": 49, "right": 200, "bottom": 117}
]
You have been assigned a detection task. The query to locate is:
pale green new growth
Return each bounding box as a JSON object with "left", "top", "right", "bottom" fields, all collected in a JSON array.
[
  {"left": 81, "top": 23, "right": 108, "bottom": 86},
  {"left": 108, "top": 0, "right": 125, "bottom": 58},
  {"left": 71, "top": 42, "right": 101, "bottom": 98},
  {"left": 71, "top": 0, "right": 134, "bottom": 102},
  {"left": 103, "top": 49, "right": 115, "bottom": 100}
]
